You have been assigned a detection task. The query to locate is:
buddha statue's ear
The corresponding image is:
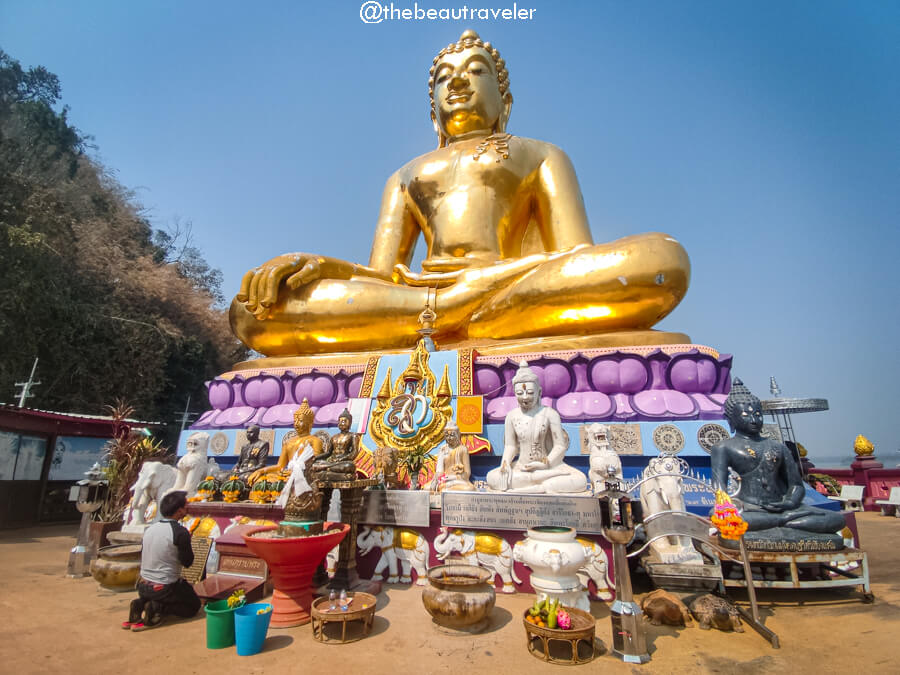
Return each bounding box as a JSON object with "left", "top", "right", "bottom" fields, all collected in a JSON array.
[
  {"left": 431, "top": 109, "right": 448, "bottom": 148},
  {"left": 495, "top": 93, "right": 513, "bottom": 134}
]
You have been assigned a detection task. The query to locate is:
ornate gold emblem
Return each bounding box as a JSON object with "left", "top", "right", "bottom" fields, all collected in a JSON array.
[{"left": 369, "top": 341, "right": 453, "bottom": 453}]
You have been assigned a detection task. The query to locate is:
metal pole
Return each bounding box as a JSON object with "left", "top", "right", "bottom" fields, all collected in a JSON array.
[
  {"left": 738, "top": 536, "right": 760, "bottom": 623},
  {"left": 736, "top": 535, "right": 780, "bottom": 648},
  {"left": 15, "top": 357, "right": 40, "bottom": 407},
  {"left": 179, "top": 395, "right": 192, "bottom": 433}
]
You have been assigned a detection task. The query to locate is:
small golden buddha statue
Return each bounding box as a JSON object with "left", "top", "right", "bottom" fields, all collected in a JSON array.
[
  {"left": 231, "top": 30, "right": 690, "bottom": 357},
  {"left": 429, "top": 422, "right": 475, "bottom": 492}
]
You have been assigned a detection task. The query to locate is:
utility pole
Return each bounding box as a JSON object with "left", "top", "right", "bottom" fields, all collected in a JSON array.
[
  {"left": 15, "top": 357, "right": 40, "bottom": 407},
  {"left": 179, "top": 395, "right": 192, "bottom": 432}
]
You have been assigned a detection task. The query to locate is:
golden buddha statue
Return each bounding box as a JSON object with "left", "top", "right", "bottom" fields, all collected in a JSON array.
[
  {"left": 231, "top": 30, "right": 690, "bottom": 357},
  {"left": 248, "top": 398, "right": 322, "bottom": 485}
]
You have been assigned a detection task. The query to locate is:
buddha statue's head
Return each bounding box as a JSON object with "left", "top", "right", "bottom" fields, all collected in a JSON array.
[
  {"left": 724, "top": 378, "right": 763, "bottom": 435},
  {"left": 429, "top": 29, "right": 512, "bottom": 146},
  {"left": 444, "top": 420, "right": 461, "bottom": 447},
  {"left": 293, "top": 398, "right": 314, "bottom": 435},
  {"left": 512, "top": 360, "right": 541, "bottom": 412},
  {"left": 338, "top": 408, "right": 352, "bottom": 432}
]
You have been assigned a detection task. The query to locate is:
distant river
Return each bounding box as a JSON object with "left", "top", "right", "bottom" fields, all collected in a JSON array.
[{"left": 811, "top": 456, "right": 855, "bottom": 469}]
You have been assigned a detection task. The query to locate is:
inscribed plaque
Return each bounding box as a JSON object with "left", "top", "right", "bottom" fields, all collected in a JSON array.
[
  {"left": 360, "top": 490, "right": 431, "bottom": 527},
  {"left": 441, "top": 492, "right": 604, "bottom": 534},
  {"left": 181, "top": 537, "right": 213, "bottom": 584}
]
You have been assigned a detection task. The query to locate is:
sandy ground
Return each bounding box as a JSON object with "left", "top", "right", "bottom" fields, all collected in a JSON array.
[{"left": 0, "top": 513, "right": 898, "bottom": 674}]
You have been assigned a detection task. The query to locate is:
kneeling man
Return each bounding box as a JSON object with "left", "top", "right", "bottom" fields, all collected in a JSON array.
[{"left": 124, "top": 490, "right": 200, "bottom": 631}]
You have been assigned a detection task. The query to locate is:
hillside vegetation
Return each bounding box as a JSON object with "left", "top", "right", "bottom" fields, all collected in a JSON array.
[{"left": 0, "top": 49, "right": 244, "bottom": 423}]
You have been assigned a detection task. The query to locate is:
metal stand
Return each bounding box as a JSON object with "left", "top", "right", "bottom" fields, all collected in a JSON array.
[
  {"left": 65, "top": 472, "right": 107, "bottom": 578},
  {"left": 315, "top": 478, "right": 380, "bottom": 595},
  {"left": 609, "top": 540, "right": 650, "bottom": 664},
  {"left": 598, "top": 486, "right": 650, "bottom": 665},
  {"left": 66, "top": 510, "right": 97, "bottom": 577}
]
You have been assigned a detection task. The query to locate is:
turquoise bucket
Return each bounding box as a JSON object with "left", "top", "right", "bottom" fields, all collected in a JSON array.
[{"left": 234, "top": 603, "right": 273, "bottom": 656}]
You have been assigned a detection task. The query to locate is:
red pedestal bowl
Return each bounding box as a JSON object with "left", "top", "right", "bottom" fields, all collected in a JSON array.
[{"left": 242, "top": 523, "right": 349, "bottom": 628}]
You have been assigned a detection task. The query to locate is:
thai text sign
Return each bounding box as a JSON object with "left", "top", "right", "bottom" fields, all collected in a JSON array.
[
  {"left": 217, "top": 554, "right": 267, "bottom": 578},
  {"left": 441, "top": 492, "right": 604, "bottom": 534}
]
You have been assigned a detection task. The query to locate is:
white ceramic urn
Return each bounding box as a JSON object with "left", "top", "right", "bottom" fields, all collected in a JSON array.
[{"left": 513, "top": 525, "right": 593, "bottom": 611}]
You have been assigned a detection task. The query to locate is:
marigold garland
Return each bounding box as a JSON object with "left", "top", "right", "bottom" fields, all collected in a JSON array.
[
  {"left": 249, "top": 478, "right": 269, "bottom": 504},
  {"left": 711, "top": 489, "right": 748, "bottom": 540}
]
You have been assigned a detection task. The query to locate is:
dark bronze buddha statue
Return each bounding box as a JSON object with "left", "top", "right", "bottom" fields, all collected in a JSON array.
[
  {"left": 310, "top": 409, "right": 360, "bottom": 484},
  {"left": 710, "top": 379, "right": 845, "bottom": 550}
]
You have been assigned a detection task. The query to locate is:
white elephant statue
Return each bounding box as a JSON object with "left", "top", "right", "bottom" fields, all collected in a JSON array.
[
  {"left": 125, "top": 461, "right": 178, "bottom": 527},
  {"left": 357, "top": 525, "right": 429, "bottom": 585},
  {"left": 433, "top": 528, "right": 521, "bottom": 593},
  {"left": 575, "top": 537, "right": 614, "bottom": 601},
  {"left": 639, "top": 453, "right": 703, "bottom": 565}
]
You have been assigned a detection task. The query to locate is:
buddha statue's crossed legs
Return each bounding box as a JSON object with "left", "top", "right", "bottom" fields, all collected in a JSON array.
[{"left": 230, "top": 233, "right": 688, "bottom": 356}]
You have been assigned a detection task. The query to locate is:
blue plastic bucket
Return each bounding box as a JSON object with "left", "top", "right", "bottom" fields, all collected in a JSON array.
[{"left": 234, "top": 603, "right": 273, "bottom": 656}]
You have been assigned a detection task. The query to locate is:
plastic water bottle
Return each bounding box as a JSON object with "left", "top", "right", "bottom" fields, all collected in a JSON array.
[
  {"left": 329, "top": 590, "right": 336, "bottom": 611},
  {"left": 339, "top": 589, "right": 349, "bottom": 612}
]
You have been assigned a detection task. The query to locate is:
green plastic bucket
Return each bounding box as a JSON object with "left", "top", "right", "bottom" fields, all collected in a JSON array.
[{"left": 205, "top": 599, "right": 237, "bottom": 649}]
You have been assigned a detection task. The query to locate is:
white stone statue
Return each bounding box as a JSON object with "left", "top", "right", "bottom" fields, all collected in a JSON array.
[
  {"left": 639, "top": 451, "right": 703, "bottom": 565},
  {"left": 486, "top": 361, "right": 587, "bottom": 494},
  {"left": 357, "top": 526, "right": 429, "bottom": 585},
  {"left": 433, "top": 528, "right": 521, "bottom": 593},
  {"left": 575, "top": 537, "right": 614, "bottom": 601},
  {"left": 586, "top": 423, "right": 623, "bottom": 494},
  {"left": 167, "top": 432, "right": 213, "bottom": 498},
  {"left": 125, "top": 461, "right": 177, "bottom": 528},
  {"left": 430, "top": 422, "right": 475, "bottom": 493}
]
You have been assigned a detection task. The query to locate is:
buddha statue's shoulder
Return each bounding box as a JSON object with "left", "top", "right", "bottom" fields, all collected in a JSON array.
[
  {"left": 709, "top": 436, "right": 741, "bottom": 454},
  {"left": 283, "top": 433, "right": 323, "bottom": 455},
  {"left": 540, "top": 403, "right": 564, "bottom": 423},
  {"left": 396, "top": 136, "right": 567, "bottom": 179}
]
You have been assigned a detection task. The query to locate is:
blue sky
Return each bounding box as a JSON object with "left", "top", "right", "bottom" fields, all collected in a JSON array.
[{"left": 2, "top": 1, "right": 897, "bottom": 466}]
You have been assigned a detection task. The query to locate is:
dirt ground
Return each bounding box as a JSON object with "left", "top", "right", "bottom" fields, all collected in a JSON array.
[{"left": 0, "top": 513, "right": 897, "bottom": 674}]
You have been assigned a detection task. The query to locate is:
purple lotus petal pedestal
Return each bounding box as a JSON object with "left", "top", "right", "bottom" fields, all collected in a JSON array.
[{"left": 192, "top": 343, "right": 732, "bottom": 432}]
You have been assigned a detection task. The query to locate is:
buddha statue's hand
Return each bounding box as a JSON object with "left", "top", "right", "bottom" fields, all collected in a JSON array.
[
  {"left": 247, "top": 467, "right": 267, "bottom": 485},
  {"left": 521, "top": 460, "right": 548, "bottom": 472},
  {"left": 762, "top": 500, "right": 790, "bottom": 513},
  {"left": 236, "top": 253, "right": 324, "bottom": 319},
  {"left": 393, "top": 264, "right": 460, "bottom": 288},
  {"left": 237, "top": 254, "right": 384, "bottom": 319}
]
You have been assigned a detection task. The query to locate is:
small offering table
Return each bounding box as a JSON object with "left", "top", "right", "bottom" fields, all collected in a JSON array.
[
  {"left": 523, "top": 607, "right": 597, "bottom": 665},
  {"left": 310, "top": 591, "right": 377, "bottom": 643}
]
